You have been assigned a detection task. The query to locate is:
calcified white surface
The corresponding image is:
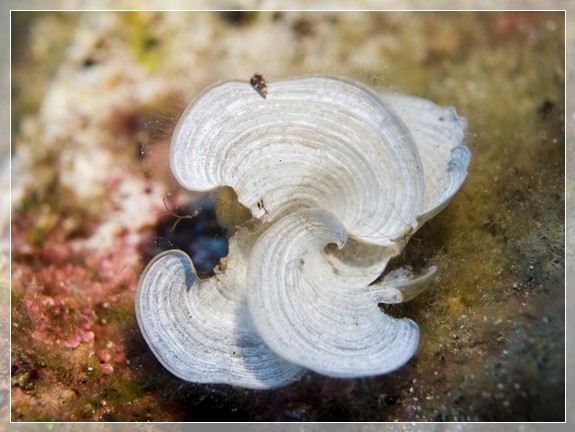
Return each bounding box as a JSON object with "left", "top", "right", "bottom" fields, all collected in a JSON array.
[
  {"left": 380, "top": 94, "right": 470, "bottom": 222},
  {"left": 136, "top": 75, "right": 470, "bottom": 388},
  {"left": 170, "top": 76, "right": 423, "bottom": 246},
  {"left": 247, "top": 209, "right": 419, "bottom": 377},
  {"left": 136, "top": 225, "right": 306, "bottom": 389}
]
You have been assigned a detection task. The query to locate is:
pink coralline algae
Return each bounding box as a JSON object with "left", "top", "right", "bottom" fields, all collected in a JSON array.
[
  {"left": 11, "top": 208, "right": 143, "bottom": 375},
  {"left": 23, "top": 294, "right": 96, "bottom": 349}
]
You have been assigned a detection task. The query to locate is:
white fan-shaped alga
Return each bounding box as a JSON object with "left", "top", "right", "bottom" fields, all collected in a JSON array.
[{"left": 136, "top": 75, "right": 471, "bottom": 388}]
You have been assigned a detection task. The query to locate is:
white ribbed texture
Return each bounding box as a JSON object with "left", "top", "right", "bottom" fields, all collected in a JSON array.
[{"left": 136, "top": 75, "right": 470, "bottom": 388}]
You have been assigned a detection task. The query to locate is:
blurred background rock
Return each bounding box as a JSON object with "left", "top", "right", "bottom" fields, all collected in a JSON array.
[{"left": 3, "top": 1, "right": 572, "bottom": 428}]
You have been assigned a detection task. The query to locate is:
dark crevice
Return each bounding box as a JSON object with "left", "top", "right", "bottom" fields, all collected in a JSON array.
[{"left": 141, "top": 196, "right": 228, "bottom": 279}]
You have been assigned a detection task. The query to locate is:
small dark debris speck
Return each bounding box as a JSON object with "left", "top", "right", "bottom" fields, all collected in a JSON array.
[
  {"left": 537, "top": 99, "right": 555, "bottom": 119},
  {"left": 82, "top": 58, "right": 96, "bottom": 68},
  {"left": 219, "top": 11, "right": 256, "bottom": 26}
]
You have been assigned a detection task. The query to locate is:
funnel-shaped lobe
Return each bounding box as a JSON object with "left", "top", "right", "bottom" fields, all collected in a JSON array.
[
  {"left": 247, "top": 209, "right": 420, "bottom": 378},
  {"left": 136, "top": 227, "right": 305, "bottom": 389}
]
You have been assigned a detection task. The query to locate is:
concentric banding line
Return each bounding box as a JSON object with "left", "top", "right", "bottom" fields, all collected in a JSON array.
[
  {"left": 135, "top": 231, "right": 306, "bottom": 389},
  {"left": 380, "top": 94, "right": 470, "bottom": 224},
  {"left": 247, "top": 209, "right": 420, "bottom": 378},
  {"left": 170, "top": 76, "right": 424, "bottom": 246}
]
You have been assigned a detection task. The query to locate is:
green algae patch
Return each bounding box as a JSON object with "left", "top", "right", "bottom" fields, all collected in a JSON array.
[{"left": 123, "top": 12, "right": 164, "bottom": 72}]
